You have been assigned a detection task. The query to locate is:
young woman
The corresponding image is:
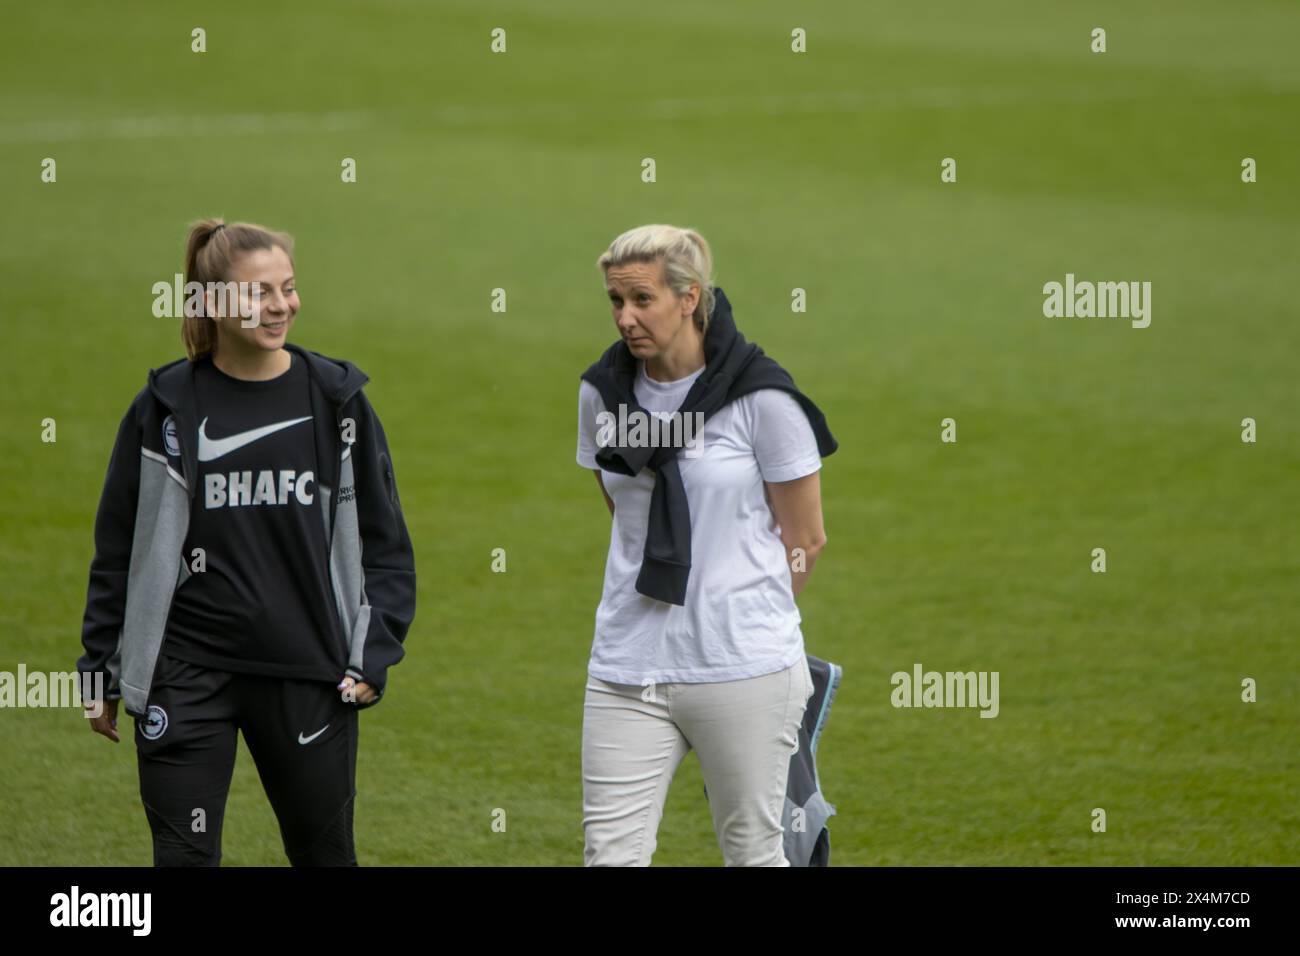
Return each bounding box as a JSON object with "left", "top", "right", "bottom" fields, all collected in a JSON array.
[
  {"left": 77, "top": 219, "right": 416, "bottom": 866},
  {"left": 576, "top": 224, "right": 837, "bottom": 866}
]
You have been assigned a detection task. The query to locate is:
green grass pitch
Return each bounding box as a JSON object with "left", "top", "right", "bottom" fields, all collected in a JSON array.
[{"left": 0, "top": 0, "right": 1296, "bottom": 865}]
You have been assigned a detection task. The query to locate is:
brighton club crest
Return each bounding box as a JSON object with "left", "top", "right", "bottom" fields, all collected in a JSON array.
[
  {"left": 139, "top": 705, "right": 168, "bottom": 741},
  {"left": 162, "top": 415, "right": 180, "bottom": 458}
]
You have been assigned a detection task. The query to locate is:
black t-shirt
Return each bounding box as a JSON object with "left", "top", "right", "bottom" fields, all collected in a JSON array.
[{"left": 163, "top": 352, "right": 346, "bottom": 680}]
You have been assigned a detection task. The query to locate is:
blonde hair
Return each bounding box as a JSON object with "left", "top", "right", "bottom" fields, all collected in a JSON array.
[
  {"left": 596, "top": 224, "right": 715, "bottom": 331},
  {"left": 181, "top": 218, "right": 295, "bottom": 361}
]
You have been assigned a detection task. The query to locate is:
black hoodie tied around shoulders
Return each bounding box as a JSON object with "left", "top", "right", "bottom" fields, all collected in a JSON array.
[{"left": 580, "top": 286, "right": 838, "bottom": 607}]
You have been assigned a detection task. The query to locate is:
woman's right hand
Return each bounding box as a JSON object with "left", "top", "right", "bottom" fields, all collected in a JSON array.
[{"left": 87, "top": 698, "right": 120, "bottom": 743}]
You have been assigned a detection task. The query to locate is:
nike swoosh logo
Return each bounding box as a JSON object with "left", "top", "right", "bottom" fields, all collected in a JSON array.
[
  {"left": 298, "top": 725, "right": 329, "bottom": 745},
  {"left": 197, "top": 416, "right": 311, "bottom": 462}
]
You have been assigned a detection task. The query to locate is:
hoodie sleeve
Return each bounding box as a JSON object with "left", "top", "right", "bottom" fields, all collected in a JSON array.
[
  {"left": 76, "top": 389, "right": 146, "bottom": 701},
  {"left": 344, "top": 391, "right": 416, "bottom": 707}
]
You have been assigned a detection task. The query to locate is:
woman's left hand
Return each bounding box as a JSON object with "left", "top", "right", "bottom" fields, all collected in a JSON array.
[{"left": 338, "top": 675, "right": 378, "bottom": 705}]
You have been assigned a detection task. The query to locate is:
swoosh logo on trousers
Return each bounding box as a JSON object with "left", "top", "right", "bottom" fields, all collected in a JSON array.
[
  {"left": 298, "top": 725, "right": 329, "bottom": 745},
  {"left": 197, "top": 416, "right": 312, "bottom": 462}
]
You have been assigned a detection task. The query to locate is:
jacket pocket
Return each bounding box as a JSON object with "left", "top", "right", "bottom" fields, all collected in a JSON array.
[{"left": 379, "top": 451, "right": 399, "bottom": 507}]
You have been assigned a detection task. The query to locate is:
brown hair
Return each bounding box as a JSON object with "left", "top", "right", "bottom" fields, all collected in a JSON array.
[{"left": 181, "top": 218, "right": 295, "bottom": 361}]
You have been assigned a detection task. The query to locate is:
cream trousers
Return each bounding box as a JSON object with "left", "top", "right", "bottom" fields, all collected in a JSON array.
[{"left": 582, "top": 657, "right": 813, "bottom": 866}]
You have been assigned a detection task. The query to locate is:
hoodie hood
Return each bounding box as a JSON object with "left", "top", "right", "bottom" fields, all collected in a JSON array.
[
  {"left": 149, "top": 342, "right": 368, "bottom": 410},
  {"left": 147, "top": 343, "right": 370, "bottom": 500}
]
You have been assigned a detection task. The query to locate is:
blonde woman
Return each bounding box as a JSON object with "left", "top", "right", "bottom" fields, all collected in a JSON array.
[
  {"left": 77, "top": 219, "right": 415, "bottom": 865},
  {"left": 577, "top": 224, "right": 837, "bottom": 866}
]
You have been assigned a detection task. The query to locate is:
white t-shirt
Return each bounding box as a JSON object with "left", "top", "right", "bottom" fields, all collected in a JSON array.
[{"left": 576, "top": 359, "right": 822, "bottom": 684}]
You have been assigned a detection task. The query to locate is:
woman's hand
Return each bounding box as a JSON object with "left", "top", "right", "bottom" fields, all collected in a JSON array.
[
  {"left": 338, "top": 676, "right": 378, "bottom": 705},
  {"left": 87, "top": 698, "right": 120, "bottom": 743}
]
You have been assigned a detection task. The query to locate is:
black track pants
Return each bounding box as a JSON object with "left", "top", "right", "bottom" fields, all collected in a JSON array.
[{"left": 134, "top": 653, "right": 359, "bottom": 866}]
